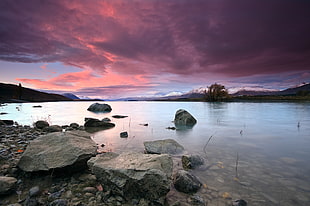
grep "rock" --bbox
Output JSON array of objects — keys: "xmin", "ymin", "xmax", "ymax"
[
  {"xmin": 174, "ymin": 109, "xmax": 197, "ymax": 127},
  {"xmin": 182, "ymin": 154, "xmax": 204, "ymax": 169},
  {"xmin": 102, "ymin": 117, "xmax": 111, "ymax": 122},
  {"xmin": 0, "ymin": 120, "xmax": 5, "ymax": 125},
  {"xmin": 0, "ymin": 176, "xmax": 17, "ymax": 194},
  {"xmin": 83, "ymin": 187, "xmax": 97, "ymax": 194},
  {"xmin": 166, "ymin": 126, "xmax": 176, "ymax": 130},
  {"xmin": 84, "ymin": 118, "xmax": 115, "ymax": 128},
  {"xmin": 1, "ymin": 120, "xmax": 14, "ymax": 125},
  {"xmin": 29, "ymin": 186, "xmax": 40, "ymax": 197},
  {"xmin": 87, "ymin": 103, "xmax": 112, "ymax": 112},
  {"xmin": 188, "ymin": 195, "xmax": 206, "ymax": 206},
  {"xmin": 112, "ymin": 115, "xmax": 128, "ymax": 118},
  {"xmin": 32, "ymin": 105, "xmax": 42, "ymax": 108},
  {"xmin": 17, "ymin": 131, "xmax": 97, "ymax": 172},
  {"xmin": 43, "ymin": 125, "xmax": 62, "ymax": 133},
  {"xmin": 144, "ymin": 139, "xmax": 184, "ymax": 154},
  {"xmin": 120, "ymin": 131, "xmax": 128, "ymax": 138},
  {"xmin": 34, "ymin": 120, "xmax": 49, "ymax": 129},
  {"xmin": 173, "ymin": 170, "xmax": 202, "ymax": 194},
  {"xmin": 232, "ymin": 199, "xmax": 247, "ymax": 206},
  {"xmin": 69, "ymin": 123, "xmax": 79, "ymax": 129},
  {"xmin": 23, "ymin": 197, "xmax": 38, "ymax": 206},
  {"xmin": 49, "ymin": 199, "xmax": 68, "ymax": 206},
  {"xmin": 88, "ymin": 152, "xmax": 173, "ymax": 205}
]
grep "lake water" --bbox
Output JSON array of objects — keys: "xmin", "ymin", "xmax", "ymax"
[{"xmin": 1, "ymin": 101, "xmax": 310, "ymax": 205}]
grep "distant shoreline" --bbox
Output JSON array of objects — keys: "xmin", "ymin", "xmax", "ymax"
[{"xmin": 2, "ymin": 96, "xmax": 310, "ymax": 104}]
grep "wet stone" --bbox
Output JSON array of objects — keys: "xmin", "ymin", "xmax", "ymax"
[{"xmin": 29, "ymin": 186, "xmax": 40, "ymax": 197}]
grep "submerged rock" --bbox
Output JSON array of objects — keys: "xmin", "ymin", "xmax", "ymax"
[
  {"xmin": 87, "ymin": 103, "xmax": 112, "ymax": 112},
  {"xmin": 182, "ymin": 154, "xmax": 204, "ymax": 169},
  {"xmin": 144, "ymin": 139, "xmax": 184, "ymax": 155},
  {"xmin": 173, "ymin": 170, "xmax": 202, "ymax": 194},
  {"xmin": 88, "ymin": 152, "xmax": 173, "ymax": 205},
  {"xmin": 17, "ymin": 131, "xmax": 97, "ymax": 172},
  {"xmin": 174, "ymin": 109, "xmax": 197, "ymax": 127}
]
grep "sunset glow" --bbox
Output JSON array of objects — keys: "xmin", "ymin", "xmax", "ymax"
[{"xmin": 1, "ymin": 0, "xmax": 310, "ymax": 99}]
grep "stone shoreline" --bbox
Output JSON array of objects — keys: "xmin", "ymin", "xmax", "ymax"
[{"xmin": 0, "ymin": 120, "xmax": 244, "ymax": 206}]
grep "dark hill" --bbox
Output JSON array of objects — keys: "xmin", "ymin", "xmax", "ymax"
[
  {"xmin": 0, "ymin": 83, "xmax": 72, "ymax": 103},
  {"xmin": 276, "ymin": 83, "xmax": 310, "ymax": 95},
  {"xmin": 62, "ymin": 93, "xmax": 80, "ymax": 100}
]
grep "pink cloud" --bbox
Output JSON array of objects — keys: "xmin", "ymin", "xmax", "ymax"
[{"xmin": 1, "ymin": 0, "xmax": 310, "ymax": 95}]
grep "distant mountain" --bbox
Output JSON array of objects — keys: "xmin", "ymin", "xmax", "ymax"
[
  {"xmin": 0, "ymin": 83, "xmax": 72, "ymax": 103},
  {"xmin": 230, "ymin": 83, "xmax": 310, "ymax": 96},
  {"xmin": 62, "ymin": 93, "xmax": 80, "ymax": 100},
  {"xmin": 276, "ymin": 83, "xmax": 310, "ymax": 95}
]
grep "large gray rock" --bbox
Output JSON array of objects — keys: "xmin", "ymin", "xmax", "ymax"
[
  {"xmin": 17, "ymin": 131, "xmax": 97, "ymax": 172},
  {"xmin": 174, "ymin": 109, "xmax": 197, "ymax": 126},
  {"xmin": 0, "ymin": 176, "xmax": 17, "ymax": 195},
  {"xmin": 144, "ymin": 139, "xmax": 184, "ymax": 154},
  {"xmin": 87, "ymin": 103, "xmax": 112, "ymax": 112},
  {"xmin": 88, "ymin": 152, "xmax": 173, "ymax": 205},
  {"xmin": 173, "ymin": 170, "xmax": 202, "ymax": 194}
]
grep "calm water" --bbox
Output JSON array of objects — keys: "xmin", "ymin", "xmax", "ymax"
[{"xmin": 1, "ymin": 101, "xmax": 310, "ymax": 205}]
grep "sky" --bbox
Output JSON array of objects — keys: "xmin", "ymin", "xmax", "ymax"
[{"xmin": 1, "ymin": 0, "xmax": 310, "ymax": 99}]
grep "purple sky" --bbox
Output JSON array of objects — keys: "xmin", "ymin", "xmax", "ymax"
[{"xmin": 1, "ymin": 0, "xmax": 310, "ymax": 99}]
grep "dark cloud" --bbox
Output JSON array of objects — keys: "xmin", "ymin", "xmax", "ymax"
[{"xmin": 1, "ymin": 0, "xmax": 310, "ymax": 84}]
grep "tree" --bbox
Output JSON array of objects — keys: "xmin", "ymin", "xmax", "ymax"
[
  {"xmin": 207, "ymin": 83, "xmax": 229, "ymax": 101},
  {"xmin": 18, "ymin": 83, "xmax": 23, "ymax": 100}
]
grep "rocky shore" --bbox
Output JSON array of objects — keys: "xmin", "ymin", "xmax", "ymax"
[{"xmin": 1, "ymin": 106, "xmax": 247, "ymax": 206}]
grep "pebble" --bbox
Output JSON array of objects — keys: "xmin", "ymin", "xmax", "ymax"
[
  {"xmin": 83, "ymin": 186, "xmax": 97, "ymax": 194},
  {"xmin": 29, "ymin": 186, "xmax": 40, "ymax": 197}
]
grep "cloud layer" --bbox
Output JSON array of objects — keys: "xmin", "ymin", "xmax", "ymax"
[{"xmin": 1, "ymin": 0, "xmax": 310, "ymax": 97}]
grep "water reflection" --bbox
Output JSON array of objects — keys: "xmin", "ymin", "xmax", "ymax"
[{"xmin": 1, "ymin": 101, "xmax": 310, "ymax": 205}]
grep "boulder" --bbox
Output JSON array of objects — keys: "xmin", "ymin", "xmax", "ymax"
[
  {"xmin": 34, "ymin": 120, "xmax": 49, "ymax": 129},
  {"xmin": 84, "ymin": 118, "xmax": 115, "ymax": 129},
  {"xmin": 173, "ymin": 170, "xmax": 202, "ymax": 194},
  {"xmin": 17, "ymin": 131, "xmax": 97, "ymax": 172},
  {"xmin": 144, "ymin": 139, "xmax": 184, "ymax": 154},
  {"xmin": 87, "ymin": 103, "xmax": 112, "ymax": 112},
  {"xmin": 174, "ymin": 109, "xmax": 197, "ymax": 127},
  {"xmin": 0, "ymin": 176, "xmax": 17, "ymax": 195},
  {"xmin": 88, "ymin": 152, "xmax": 173, "ymax": 205},
  {"xmin": 182, "ymin": 154, "xmax": 204, "ymax": 169}
]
